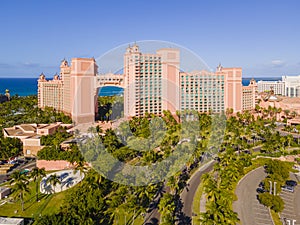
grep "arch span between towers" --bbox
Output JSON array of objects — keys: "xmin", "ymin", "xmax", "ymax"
[
  {"xmin": 94, "ymin": 73, "xmax": 125, "ymax": 122},
  {"xmin": 95, "ymin": 73, "xmax": 124, "ymax": 89}
]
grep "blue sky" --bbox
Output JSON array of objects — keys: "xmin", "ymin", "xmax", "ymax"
[{"xmin": 0, "ymin": 0, "xmax": 300, "ymax": 77}]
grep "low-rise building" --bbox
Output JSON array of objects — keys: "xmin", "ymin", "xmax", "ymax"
[
  {"xmin": 0, "ymin": 187, "xmax": 11, "ymax": 199},
  {"xmin": 0, "ymin": 217, "xmax": 24, "ymax": 225},
  {"xmin": 3, "ymin": 123, "xmax": 73, "ymax": 157}
]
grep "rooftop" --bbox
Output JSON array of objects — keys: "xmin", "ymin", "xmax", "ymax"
[
  {"xmin": 0, "ymin": 217, "xmax": 24, "ymax": 225},
  {"xmin": 3, "ymin": 123, "xmax": 72, "ymax": 139}
]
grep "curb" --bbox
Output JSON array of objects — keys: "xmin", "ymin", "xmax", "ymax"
[{"xmin": 236, "ymin": 166, "xmax": 263, "ymax": 187}]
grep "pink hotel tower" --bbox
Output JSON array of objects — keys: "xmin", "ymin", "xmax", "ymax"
[{"xmin": 38, "ymin": 44, "xmax": 256, "ymax": 124}]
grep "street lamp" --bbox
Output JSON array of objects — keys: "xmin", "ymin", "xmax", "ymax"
[
  {"xmin": 286, "ymin": 219, "xmax": 296, "ymax": 225},
  {"xmin": 269, "ymin": 181, "xmax": 277, "ymax": 195}
]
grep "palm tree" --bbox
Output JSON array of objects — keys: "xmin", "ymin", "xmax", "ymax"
[
  {"xmin": 12, "ymin": 180, "xmax": 30, "ymax": 211},
  {"xmin": 291, "ymin": 111, "xmax": 298, "ymax": 118},
  {"xmin": 9, "ymin": 170, "xmax": 30, "ymax": 211},
  {"xmin": 225, "ymin": 108, "xmax": 234, "ymax": 117},
  {"xmin": 74, "ymin": 160, "xmax": 87, "ymax": 180},
  {"xmin": 30, "ymin": 167, "xmax": 46, "ymax": 201},
  {"xmin": 167, "ymin": 175, "xmax": 180, "ymax": 195},
  {"xmin": 158, "ymin": 193, "xmax": 176, "ymax": 224},
  {"xmin": 284, "ymin": 109, "xmax": 291, "ymax": 118},
  {"xmin": 46, "ymin": 174, "xmax": 61, "ymax": 194},
  {"xmin": 9, "ymin": 170, "xmax": 27, "ymax": 185}
]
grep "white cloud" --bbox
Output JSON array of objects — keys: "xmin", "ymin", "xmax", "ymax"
[
  {"xmin": 271, "ymin": 59, "xmax": 285, "ymax": 67},
  {"xmin": 22, "ymin": 62, "xmax": 40, "ymax": 67}
]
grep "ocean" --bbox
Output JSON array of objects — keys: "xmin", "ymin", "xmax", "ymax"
[
  {"xmin": 0, "ymin": 78, "xmax": 124, "ymax": 97},
  {"xmin": 0, "ymin": 77, "xmax": 282, "ymax": 97}
]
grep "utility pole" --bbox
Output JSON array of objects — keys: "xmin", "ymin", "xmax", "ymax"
[
  {"xmin": 269, "ymin": 181, "xmax": 272, "ymax": 194},
  {"xmin": 274, "ymin": 182, "xmax": 277, "ymax": 195}
]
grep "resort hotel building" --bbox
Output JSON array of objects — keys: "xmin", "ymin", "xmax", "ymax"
[
  {"xmin": 282, "ymin": 75, "xmax": 300, "ymax": 97},
  {"xmin": 257, "ymin": 76, "xmax": 300, "ymax": 98},
  {"xmin": 38, "ymin": 44, "xmax": 257, "ymax": 124},
  {"xmin": 257, "ymin": 80, "xmax": 285, "ymax": 95}
]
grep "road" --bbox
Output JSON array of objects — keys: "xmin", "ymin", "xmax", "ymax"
[
  {"xmin": 276, "ymin": 127, "xmax": 300, "ymax": 139},
  {"xmin": 143, "ymin": 185, "xmax": 164, "ymax": 225},
  {"xmin": 180, "ymin": 160, "xmax": 215, "ymax": 218},
  {"xmin": 0, "ymin": 159, "xmax": 36, "ymax": 184},
  {"xmin": 143, "ymin": 160, "xmax": 215, "ymax": 225},
  {"xmin": 233, "ymin": 167, "xmax": 273, "ymax": 225}
]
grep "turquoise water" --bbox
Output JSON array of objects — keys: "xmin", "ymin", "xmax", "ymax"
[
  {"xmin": 0, "ymin": 77, "xmax": 281, "ymax": 97},
  {"xmin": 0, "ymin": 78, "xmax": 124, "ymax": 97}
]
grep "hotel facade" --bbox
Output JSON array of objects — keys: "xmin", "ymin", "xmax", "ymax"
[
  {"xmin": 282, "ymin": 75, "xmax": 300, "ymax": 97},
  {"xmin": 257, "ymin": 80, "xmax": 285, "ymax": 95},
  {"xmin": 38, "ymin": 44, "xmax": 255, "ymax": 124}
]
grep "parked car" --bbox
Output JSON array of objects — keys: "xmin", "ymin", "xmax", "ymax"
[
  {"xmin": 286, "ymin": 180, "xmax": 297, "ymax": 187},
  {"xmin": 281, "ymin": 185, "xmax": 294, "ymax": 193},
  {"xmin": 259, "ymin": 182, "xmax": 265, "ymax": 188},
  {"xmin": 256, "ymin": 187, "xmax": 266, "ymax": 193}
]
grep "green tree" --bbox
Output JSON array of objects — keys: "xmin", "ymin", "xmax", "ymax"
[
  {"xmin": 158, "ymin": 193, "xmax": 176, "ymax": 224},
  {"xmin": 30, "ymin": 167, "xmax": 46, "ymax": 201},
  {"xmin": 12, "ymin": 180, "xmax": 30, "ymax": 211},
  {"xmin": 46, "ymin": 174, "xmax": 61, "ymax": 194},
  {"xmin": 9, "ymin": 170, "xmax": 30, "ymax": 211},
  {"xmin": 258, "ymin": 192, "xmax": 284, "ymax": 213}
]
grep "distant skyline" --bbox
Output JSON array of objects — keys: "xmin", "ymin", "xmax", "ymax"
[{"xmin": 1, "ymin": 0, "xmax": 300, "ymax": 78}]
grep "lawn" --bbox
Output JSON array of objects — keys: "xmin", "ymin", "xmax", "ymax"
[
  {"xmin": 270, "ymin": 209, "xmax": 282, "ymax": 225},
  {"xmin": 192, "ymin": 179, "xmax": 204, "ymax": 225},
  {"xmin": 0, "ymin": 178, "xmax": 65, "ymax": 219},
  {"xmin": 113, "ymin": 208, "xmax": 144, "ymax": 225}
]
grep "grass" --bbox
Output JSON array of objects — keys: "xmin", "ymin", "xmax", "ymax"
[
  {"xmin": 0, "ymin": 178, "xmax": 65, "ymax": 219},
  {"xmin": 270, "ymin": 209, "xmax": 282, "ymax": 225},
  {"xmin": 114, "ymin": 208, "xmax": 144, "ymax": 225},
  {"xmin": 244, "ymin": 157, "xmax": 272, "ymax": 174},
  {"xmin": 192, "ymin": 180, "xmax": 204, "ymax": 225}
]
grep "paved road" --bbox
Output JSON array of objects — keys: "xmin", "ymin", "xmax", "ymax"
[
  {"xmin": 233, "ymin": 167, "xmax": 273, "ymax": 225},
  {"xmin": 0, "ymin": 160, "xmax": 36, "ymax": 184},
  {"xmin": 180, "ymin": 160, "xmax": 215, "ymax": 218},
  {"xmin": 276, "ymin": 128, "xmax": 300, "ymax": 139},
  {"xmin": 143, "ymin": 184, "xmax": 165, "ymax": 225},
  {"xmin": 143, "ymin": 160, "xmax": 215, "ymax": 225}
]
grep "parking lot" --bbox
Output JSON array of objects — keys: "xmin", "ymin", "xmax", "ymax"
[
  {"xmin": 40, "ymin": 169, "xmax": 84, "ymax": 194},
  {"xmin": 280, "ymin": 176, "xmax": 300, "ymax": 225},
  {"xmin": 251, "ymin": 197, "xmax": 274, "ymax": 225}
]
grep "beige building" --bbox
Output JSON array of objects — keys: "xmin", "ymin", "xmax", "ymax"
[
  {"xmin": 242, "ymin": 78, "xmax": 258, "ymax": 111},
  {"xmin": 3, "ymin": 123, "xmax": 73, "ymax": 157},
  {"xmin": 179, "ymin": 70, "xmax": 225, "ymax": 113},
  {"xmin": 38, "ymin": 74, "xmax": 63, "ymax": 110},
  {"xmin": 38, "ymin": 58, "xmax": 98, "ymax": 124},
  {"xmin": 38, "ymin": 45, "xmax": 250, "ymax": 122},
  {"xmin": 124, "ymin": 45, "xmax": 180, "ymax": 117},
  {"xmin": 124, "ymin": 46, "xmax": 244, "ymax": 115}
]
